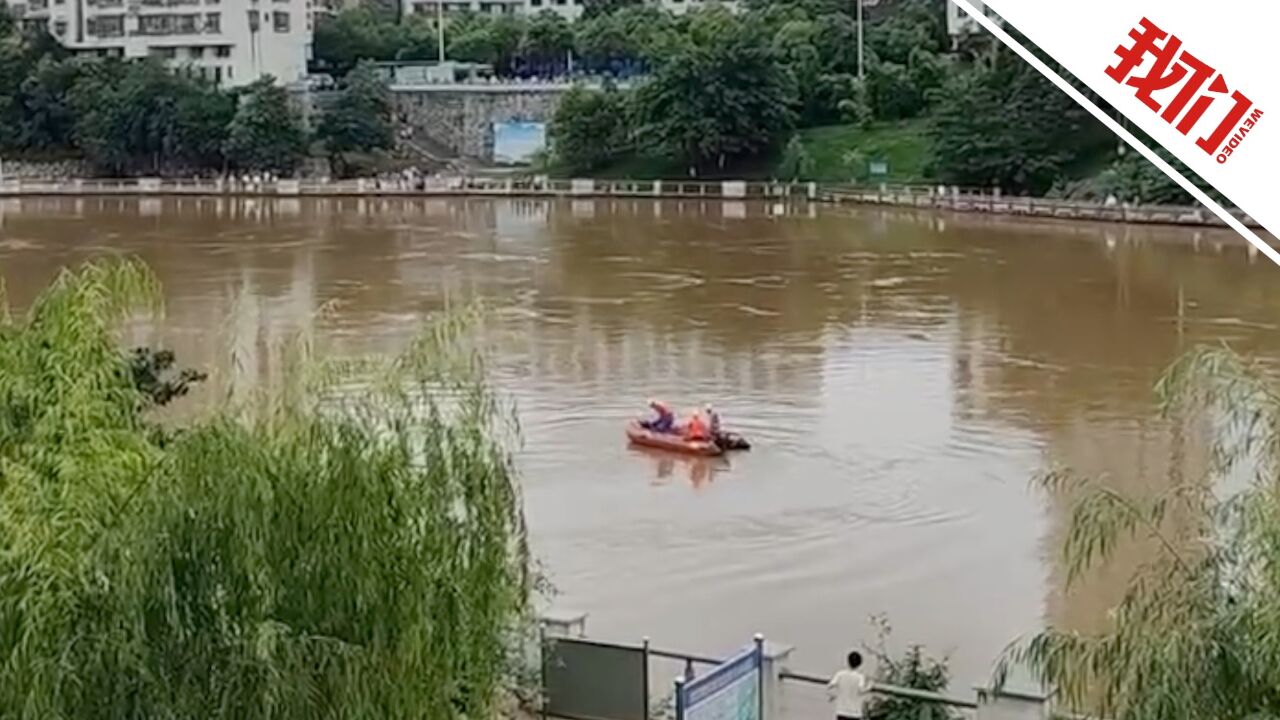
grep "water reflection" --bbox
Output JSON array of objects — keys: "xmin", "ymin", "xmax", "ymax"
[{"xmin": 0, "ymin": 197, "xmax": 1272, "ymax": 684}]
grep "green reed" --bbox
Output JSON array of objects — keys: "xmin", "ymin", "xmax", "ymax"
[{"xmin": 0, "ymin": 259, "xmax": 531, "ymax": 719}]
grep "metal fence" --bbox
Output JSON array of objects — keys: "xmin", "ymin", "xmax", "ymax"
[
  {"xmin": 0, "ymin": 175, "xmax": 1260, "ymax": 229},
  {"xmin": 823, "ymin": 183, "xmax": 1262, "ymax": 229},
  {"xmin": 540, "ymin": 635, "xmax": 984, "ymax": 720},
  {"xmin": 778, "ymin": 669, "xmax": 977, "ymax": 720},
  {"xmin": 0, "ymin": 176, "xmax": 814, "ymax": 199},
  {"xmin": 543, "ymin": 636, "xmax": 650, "ymax": 720}
]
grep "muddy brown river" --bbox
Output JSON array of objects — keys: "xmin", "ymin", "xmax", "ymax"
[{"xmin": 0, "ymin": 196, "xmax": 1274, "ymax": 690}]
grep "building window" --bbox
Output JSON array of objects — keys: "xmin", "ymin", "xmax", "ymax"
[
  {"xmin": 176, "ymin": 13, "xmax": 197, "ymax": 32},
  {"xmin": 87, "ymin": 15, "xmax": 126, "ymax": 35},
  {"xmin": 53, "ymin": 18, "xmax": 66, "ymax": 33},
  {"xmin": 272, "ymin": 9, "xmax": 288, "ymax": 31},
  {"xmin": 530, "ymin": 0, "xmax": 541, "ymax": 6},
  {"xmin": 188, "ymin": 44, "xmax": 204, "ymax": 58},
  {"xmin": 137, "ymin": 14, "xmax": 163, "ymax": 33},
  {"xmin": 204, "ymin": 11, "xmax": 219, "ymax": 31},
  {"xmin": 150, "ymin": 46, "xmax": 176, "ymax": 58},
  {"xmin": 215, "ymin": 44, "xmax": 230, "ymax": 56}
]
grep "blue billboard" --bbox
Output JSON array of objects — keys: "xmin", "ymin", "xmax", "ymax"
[
  {"xmin": 676, "ymin": 641, "xmax": 763, "ymax": 720},
  {"xmin": 493, "ymin": 121, "xmax": 547, "ymax": 165}
]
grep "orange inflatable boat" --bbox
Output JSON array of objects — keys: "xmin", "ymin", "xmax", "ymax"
[{"xmin": 626, "ymin": 421, "xmax": 724, "ymax": 457}]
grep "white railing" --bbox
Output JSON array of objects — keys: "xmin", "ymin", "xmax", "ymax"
[{"xmin": 0, "ymin": 176, "xmax": 1259, "ymax": 229}]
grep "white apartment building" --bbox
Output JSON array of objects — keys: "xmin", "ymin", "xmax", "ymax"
[
  {"xmin": 403, "ymin": 0, "xmax": 737, "ymax": 24},
  {"xmin": 8, "ymin": 0, "xmax": 312, "ymax": 87}
]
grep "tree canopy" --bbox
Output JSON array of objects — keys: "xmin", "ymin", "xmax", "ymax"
[
  {"xmin": 225, "ymin": 76, "xmax": 308, "ymax": 175},
  {"xmin": 633, "ymin": 11, "xmax": 795, "ymax": 171},
  {"xmin": 316, "ymin": 60, "xmax": 394, "ymax": 172}
]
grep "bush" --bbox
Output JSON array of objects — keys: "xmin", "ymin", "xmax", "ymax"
[
  {"xmin": 0, "ymin": 258, "xmax": 534, "ymax": 718},
  {"xmin": 864, "ymin": 616, "xmax": 957, "ymax": 720}
]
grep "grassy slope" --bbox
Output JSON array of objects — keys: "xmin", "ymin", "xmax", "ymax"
[
  {"xmin": 550, "ymin": 119, "xmax": 935, "ymax": 183},
  {"xmin": 793, "ymin": 119, "xmax": 933, "ymax": 184}
]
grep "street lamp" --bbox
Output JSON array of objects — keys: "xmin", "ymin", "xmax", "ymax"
[
  {"xmin": 856, "ymin": 0, "xmax": 864, "ymax": 80},
  {"xmin": 436, "ymin": 0, "xmax": 445, "ymax": 63}
]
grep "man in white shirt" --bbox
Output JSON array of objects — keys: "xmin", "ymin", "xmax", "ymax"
[{"xmin": 827, "ymin": 650, "xmax": 871, "ymax": 720}]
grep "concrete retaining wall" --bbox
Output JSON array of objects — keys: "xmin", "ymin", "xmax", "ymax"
[{"xmin": 393, "ymin": 88, "xmax": 565, "ymax": 161}]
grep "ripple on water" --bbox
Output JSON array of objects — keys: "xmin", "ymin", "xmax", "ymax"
[
  {"xmin": 617, "ymin": 271, "xmax": 706, "ymax": 291},
  {"xmin": 732, "ymin": 304, "xmax": 781, "ymax": 318},
  {"xmin": 0, "ymin": 238, "xmax": 43, "ymax": 251},
  {"xmin": 721, "ymin": 275, "xmax": 788, "ymax": 289}
]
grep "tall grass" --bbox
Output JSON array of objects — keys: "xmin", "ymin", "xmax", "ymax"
[{"xmin": 0, "ymin": 259, "xmax": 531, "ymax": 719}]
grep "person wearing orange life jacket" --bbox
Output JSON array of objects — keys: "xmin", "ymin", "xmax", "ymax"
[
  {"xmin": 683, "ymin": 408, "xmax": 711, "ymax": 442},
  {"xmin": 641, "ymin": 398, "xmax": 677, "ymax": 433}
]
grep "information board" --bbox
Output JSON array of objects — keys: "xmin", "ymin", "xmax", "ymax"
[
  {"xmin": 677, "ymin": 644, "xmax": 762, "ymax": 720},
  {"xmin": 493, "ymin": 121, "xmax": 547, "ymax": 165}
]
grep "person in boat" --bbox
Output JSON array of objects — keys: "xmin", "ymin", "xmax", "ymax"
[
  {"xmin": 683, "ymin": 408, "xmax": 711, "ymax": 442},
  {"xmin": 641, "ymin": 399, "xmax": 677, "ymax": 433},
  {"xmin": 704, "ymin": 404, "xmax": 721, "ymax": 437}
]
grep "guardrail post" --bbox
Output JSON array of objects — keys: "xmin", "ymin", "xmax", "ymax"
[
  {"xmin": 674, "ymin": 676, "xmax": 686, "ymax": 720},
  {"xmin": 538, "ymin": 608, "xmax": 588, "ymax": 639},
  {"xmin": 759, "ymin": 639, "xmax": 793, "ymax": 720}
]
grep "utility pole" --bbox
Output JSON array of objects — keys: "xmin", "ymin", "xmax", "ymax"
[
  {"xmin": 856, "ymin": 0, "xmax": 864, "ymax": 80},
  {"xmin": 436, "ymin": 0, "xmax": 445, "ymax": 64}
]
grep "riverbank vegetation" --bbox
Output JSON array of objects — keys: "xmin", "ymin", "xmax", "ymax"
[
  {"xmin": 535, "ymin": 0, "xmax": 1206, "ymax": 203},
  {"xmin": 1, "ymin": 0, "xmax": 1215, "ymax": 201},
  {"xmin": 0, "ymin": 259, "xmax": 533, "ymax": 717},
  {"xmin": 998, "ymin": 346, "xmax": 1280, "ymax": 720},
  {"xmin": 0, "ymin": 5, "xmax": 394, "ymax": 176}
]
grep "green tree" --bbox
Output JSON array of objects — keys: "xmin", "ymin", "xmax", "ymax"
[
  {"xmin": 574, "ymin": 5, "xmax": 672, "ymax": 75},
  {"xmin": 0, "ymin": 0, "xmax": 14, "ymax": 36},
  {"xmin": 69, "ymin": 59, "xmax": 231, "ymax": 174},
  {"xmin": 225, "ymin": 76, "xmax": 306, "ymax": 175},
  {"xmin": 0, "ymin": 258, "xmax": 533, "ymax": 718},
  {"xmin": 634, "ymin": 13, "xmax": 795, "ymax": 172},
  {"xmin": 522, "ymin": 10, "xmax": 573, "ymax": 73},
  {"xmin": 446, "ymin": 13, "xmax": 499, "ymax": 65},
  {"xmin": 865, "ymin": 0, "xmax": 946, "ymax": 66},
  {"xmin": 174, "ymin": 80, "xmax": 234, "ymax": 169},
  {"xmin": 396, "ymin": 15, "xmax": 441, "ymax": 62},
  {"xmin": 311, "ymin": 8, "xmax": 405, "ymax": 76},
  {"xmin": 866, "ymin": 60, "xmax": 923, "ymax": 121},
  {"xmin": 927, "ymin": 47, "xmax": 1110, "ymax": 193},
  {"xmin": 996, "ymin": 346, "xmax": 1280, "ymax": 720},
  {"xmin": 550, "ymin": 84, "xmax": 628, "ymax": 173},
  {"xmin": 16, "ymin": 55, "xmax": 84, "ymax": 152},
  {"xmin": 317, "ymin": 60, "xmax": 393, "ymax": 164},
  {"xmin": 580, "ymin": 0, "xmax": 642, "ymax": 20}
]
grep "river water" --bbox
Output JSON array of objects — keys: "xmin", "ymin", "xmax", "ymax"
[{"xmin": 0, "ymin": 196, "xmax": 1274, "ymax": 690}]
